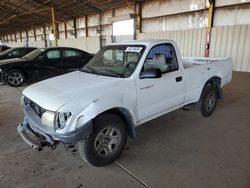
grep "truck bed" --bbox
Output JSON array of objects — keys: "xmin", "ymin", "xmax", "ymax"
[
  {"xmin": 182, "ymin": 57, "xmax": 230, "ymax": 69},
  {"xmin": 182, "ymin": 57, "xmax": 233, "ymax": 105}
]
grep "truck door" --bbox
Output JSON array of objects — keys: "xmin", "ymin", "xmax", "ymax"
[{"xmin": 136, "ymin": 43, "xmax": 185, "ymax": 122}]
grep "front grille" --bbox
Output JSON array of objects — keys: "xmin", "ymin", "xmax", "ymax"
[{"xmin": 24, "ymin": 97, "xmax": 46, "ymax": 118}]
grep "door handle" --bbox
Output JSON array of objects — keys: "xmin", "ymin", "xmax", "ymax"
[{"xmin": 175, "ymin": 76, "xmax": 182, "ymax": 82}]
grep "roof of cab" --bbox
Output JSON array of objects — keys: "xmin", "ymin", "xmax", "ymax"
[{"xmin": 110, "ymin": 39, "xmax": 175, "ymax": 47}]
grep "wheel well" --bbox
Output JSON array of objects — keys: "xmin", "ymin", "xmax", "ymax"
[
  {"xmin": 204, "ymin": 76, "xmax": 223, "ymax": 99},
  {"xmin": 98, "ymin": 108, "xmax": 136, "ymax": 139}
]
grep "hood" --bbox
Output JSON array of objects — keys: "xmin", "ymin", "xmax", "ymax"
[
  {"xmin": 0, "ymin": 58, "xmax": 27, "ymax": 66},
  {"xmin": 23, "ymin": 71, "xmax": 123, "ymax": 111}
]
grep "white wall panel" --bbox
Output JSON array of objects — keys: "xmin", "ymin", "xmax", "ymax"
[
  {"xmin": 209, "ymin": 25, "xmax": 250, "ymax": 72},
  {"xmin": 142, "ymin": 0, "xmax": 206, "ymax": 18},
  {"xmin": 77, "ymin": 29, "xmax": 86, "ymax": 37},
  {"xmin": 36, "ymin": 28, "xmax": 43, "ymax": 35},
  {"xmin": 58, "ymin": 22, "xmax": 65, "ymax": 31},
  {"xmin": 214, "ymin": 4, "xmax": 250, "ymax": 26},
  {"xmin": 77, "ymin": 17, "xmax": 85, "ymax": 28},
  {"xmin": 86, "ymin": 37, "xmax": 101, "ymax": 53},
  {"xmin": 101, "ymin": 10, "xmax": 112, "ymax": 25},
  {"xmin": 6, "ymin": 40, "xmax": 45, "ymax": 48},
  {"xmin": 142, "ymin": 11, "xmax": 207, "ymax": 32},
  {"xmin": 115, "ymin": 6, "xmax": 133, "ymax": 16},
  {"xmin": 6, "ymin": 42, "xmax": 25, "ymax": 47},
  {"xmin": 139, "ymin": 25, "xmax": 250, "ymax": 72},
  {"xmin": 102, "ymin": 25, "xmax": 112, "ymax": 36},
  {"xmin": 138, "ymin": 28, "xmax": 206, "ymax": 57},
  {"xmin": 58, "ymin": 37, "xmax": 100, "ymax": 53},
  {"xmin": 113, "ymin": 35, "xmax": 134, "ymax": 43},
  {"xmin": 28, "ymin": 41, "xmax": 45, "ymax": 48},
  {"xmin": 88, "ymin": 27, "xmax": 98, "ymax": 37},
  {"xmin": 59, "ymin": 32, "xmax": 65, "ymax": 39},
  {"xmin": 66, "ymin": 20, "xmax": 74, "ymax": 30},
  {"xmin": 88, "ymin": 14, "xmax": 99, "ymax": 27},
  {"xmin": 58, "ymin": 38, "xmax": 86, "ymax": 51},
  {"xmin": 216, "ymin": 0, "xmax": 250, "ymax": 7}
]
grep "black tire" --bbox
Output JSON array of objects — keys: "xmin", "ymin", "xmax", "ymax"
[
  {"xmin": 78, "ymin": 113, "xmax": 127, "ymax": 167},
  {"xmin": 6, "ymin": 69, "xmax": 26, "ymax": 87},
  {"xmin": 197, "ymin": 86, "xmax": 218, "ymax": 117}
]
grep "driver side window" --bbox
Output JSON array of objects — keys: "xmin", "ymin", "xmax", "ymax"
[{"xmin": 143, "ymin": 44, "xmax": 178, "ymax": 73}]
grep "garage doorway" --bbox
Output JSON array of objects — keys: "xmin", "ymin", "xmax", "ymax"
[{"xmin": 112, "ymin": 19, "xmax": 135, "ymax": 43}]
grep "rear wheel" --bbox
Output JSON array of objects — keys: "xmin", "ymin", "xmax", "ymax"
[
  {"xmin": 6, "ymin": 69, "xmax": 26, "ymax": 87},
  {"xmin": 78, "ymin": 113, "xmax": 127, "ymax": 167},
  {"xmin": 197, "ymin": 86, "xmax": 218, "ymax": 117}
]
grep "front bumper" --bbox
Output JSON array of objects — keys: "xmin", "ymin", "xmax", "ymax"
[{"xmin": 17, "ymin": 105, "xmax": 93, "ymax": 150}]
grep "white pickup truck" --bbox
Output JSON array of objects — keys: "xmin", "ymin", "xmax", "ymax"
[{"xmin": 17, "ymin": 40, "xmax": 232, "ymax": 166}]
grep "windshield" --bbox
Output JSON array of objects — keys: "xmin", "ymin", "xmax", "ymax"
[
  {"xmin": 81, "ymin": 45, "xmax": 144, "ymax": 78},
  {"xmin": 23, "ymin": 48, "xmax": 45, "ymax": 60}
]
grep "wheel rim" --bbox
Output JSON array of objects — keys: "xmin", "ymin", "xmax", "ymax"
[
  {"xmin": 7, "ymin": 72, "xmax": 24, "ymax": 86},
  {"xmin": 94, "ymin": 126, "xmax": 121, "ymax": 157},
  {"xmin": 205, "ymin": 92, "xmax": 216, "ymax": 112}
]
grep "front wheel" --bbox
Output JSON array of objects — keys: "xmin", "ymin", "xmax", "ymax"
[
  {"xmin": 78, "ymin": 113, "xmax": 127, "ymax": 167},
  {"xmin": 197, "ymin": 86, "xmax": 218, "ymax": 117},
  {"xmin": 6, "ymin": 69, "xmax": 26, "ymax": 87}
]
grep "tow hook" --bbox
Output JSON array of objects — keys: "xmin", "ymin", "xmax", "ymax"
[{"xmin": 40, "ymin": 141, "xmax": 58, "ymax": 150}]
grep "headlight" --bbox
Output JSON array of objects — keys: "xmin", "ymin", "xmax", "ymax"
[
  {"xmin": 57, "ymin": 112, "xmax": 72, "ymax": 129},
  {"xmin": 0, "ymin": 68, "xmax": 2, "ymax": 72},
  {"xmin": 41, "ymin": 111, "xmax": 56, "ymax": 128},
  {"xmin": 21, "ymin": 95, "xmax": 28, "ymax": 106},
  {"xmin": 21, "ymin": 95, "xmax": 25, "ymax": 106}
]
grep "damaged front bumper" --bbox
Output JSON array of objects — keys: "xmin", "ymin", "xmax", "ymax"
[{"xmin": 17, "ymin": 106, "xmax": 93, "ymax": 151}]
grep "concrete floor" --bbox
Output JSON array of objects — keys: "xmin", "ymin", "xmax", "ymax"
[{"xmin": 0, "ymin": 72, "xmax": 250, "ymax": 188}]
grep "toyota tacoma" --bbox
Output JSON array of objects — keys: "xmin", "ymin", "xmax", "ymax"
[{"xmin": 17, "ymin": 40, "xmax": 233, "ymax": 166}]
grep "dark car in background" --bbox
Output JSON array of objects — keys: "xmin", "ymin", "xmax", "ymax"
[
  {"xmin": 0, "ymin": 47, "xmax": 93, "ymax": 87},
  {"xmin": 0, "ymin": 45, "xmax": 11, "ymax": 53},
  {"xmin": 0, "ymin": 47, "xmax": 37, "ymax": 60}
]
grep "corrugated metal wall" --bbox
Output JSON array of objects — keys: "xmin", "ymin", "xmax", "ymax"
[
  {"xmin": 210, "ymin": 25, "xmax": 250, "ymax": 72},
  {"xmin": 137, "ymin": 28, "xmax": 206, "ymax": 57},
  {"xmin": 137, "ymin": 24, "xmax": 250, "ymax": 72}
]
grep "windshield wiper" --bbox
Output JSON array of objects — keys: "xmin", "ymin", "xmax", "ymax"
[
  {"xmin": 81, "ymin": 66, "xmax": 96, "ymax": 73},
  {"xmin": 101, "ymin": 69, "xmax": 123, "ymax": 78}
]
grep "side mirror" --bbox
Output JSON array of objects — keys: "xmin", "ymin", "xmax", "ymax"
[
  {"xmin": 140, "ymin": 68, "xmax": 162, "ymax": 79},
  {"xmin": 37, "ymin": 55, "xmax": 45, "ymax": 61}
]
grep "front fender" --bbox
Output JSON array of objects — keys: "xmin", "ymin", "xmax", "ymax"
[{"xmin": 56, "ymin": 93, "xmax": 137, "ymax": 134}]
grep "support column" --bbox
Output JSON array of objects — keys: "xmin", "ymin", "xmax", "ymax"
[
  {"xmin": 64, "ymin": 22, "xmax": 67, "ymax": 39},
  {"xmin": 85, "ymin": 16, "xmax": 88, "ymax": 37},
  {"xmin": 205, "ymin": 0, "xmax": 215, "ymax": 57},
  {"xmin": 43, "ymin": 26, "xmax": 47, "ymax": 47},
  {"xmin": 99, "ymin": 12, "xmax": 102, "ymax": 48},
  {"xmin": 51, "ymin": 7, "xmax": 58, "ymax": 47},
  {"xmin": 14, "ymin": 33, "xmax": 17, "ymax": 42},
  {"xmin": 26, "ymin": 30, "xmax": 29, "ymax": 46},
  {"xmin": 73, "ymin": 19, "xmax": 77, "ymax": 38},
  {"xmin": 20, "ymin": 32, "xmax": 22, "ymax": 42},
  {"xmin": 34, "ymin": 28, "xmax": 37, "ymax": 41}
]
